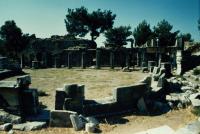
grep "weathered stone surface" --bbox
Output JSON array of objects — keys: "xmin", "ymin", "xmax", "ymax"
[
  {"xmin": 85, "ymin": 122, "xmax": 95, "ymax": 133},
  {"xmin": 13, "ymin": 121, "xmax": 46, "ymax": 131},
  {"xmin": 166, "ymin": 93, "xmax": 191, "ymax": 108},
  {"xmin": 139, "ymin": 75, "xmax": 152, "ymax": 87},
  {"xmin": 55, "ymin": 88, "xmax": 66, "ymax": 110},
  {"xmin": 85, "ymin": 117, "xmax": 99, "ymax": 126},
  {"xmin": 135, "ymin": 125, "xmax": 175, "ymax": 134},
  {"xmin": 50, "ymin": 110, "xmax": 77, "ymax": 127},
  {"xmin": 137, "ymin": 97, "xmax": 148, "ymax": 114},
  {"xmin": 70, "ymin": 114, "xmax": 84, "ymax": 131},
  {"xmin": 113, "ymin": 83, "xmax": 148, "ymax": 105},
  {"xmin": 16, "ymin": 75, "xmax": 31, "ymax": 87},
  {"xmin": 0, "ymin": 110, "xmax": 21, "ymax": 124},
  {"xmin": 0, "ymin": 123, "xmax": 12, "ymax": 131},
  {"xmin": 189, "ymin": 93, "xmax": 200, "ymax": 107},
  {"xmin": 157, "ymin": 73, "xmax": 166, "ymax": 87},
  {"xmin": 176, "ymin": 121, "xmax": 200, "ymax": 134}
]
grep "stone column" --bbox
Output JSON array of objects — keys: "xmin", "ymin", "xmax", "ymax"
[
  {"xmin": 136, "ymin": 52, "xmax": 141, "ymax": 67},
  {"xmin": 96, "ymin": 49, "xmax": 101, "ymax": 69},
  {"xmin": 126, "ymin": 52, "xmax": 130, "ymax": 69},
  {"xmin": 148, "ymin": 61, "xmax": 156, "ymax": 72},
  {"xmin": 68, "ymin": 52, "xmax": 72, "ymax": 69},
  {"xmin": 110, "ymin": 51, "xmax": 114, "ymax": 69},
  {"xmin": 81, "ymin": 52, "xmax": 86, "ymax": 69},
  {"xmin": 176, "ymin": 50, "xmax": 182, "ymax": 75}
]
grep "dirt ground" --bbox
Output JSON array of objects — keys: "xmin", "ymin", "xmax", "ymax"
[{"xmin": 3, "ymin": 68, "xmax": 198, "ymax": 134}]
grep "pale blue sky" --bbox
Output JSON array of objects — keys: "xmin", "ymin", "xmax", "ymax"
[{"xmin": 0, "ymin": 0, "xmax": 199, "ymax": 46}]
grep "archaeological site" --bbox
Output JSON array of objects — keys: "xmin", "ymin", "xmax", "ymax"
[{"xmin": 0, "ymin": 1, "xmax": 200, "ymax": 134}]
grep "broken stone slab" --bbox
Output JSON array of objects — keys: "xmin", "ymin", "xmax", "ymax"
[
  {"xmin": 113, "ymin": 83, "xmax": 148, "ymax": 105},
  {"xmin": 85, "ymin": 117, "xmax": 99, "ymax": 126},
  {"xmin": 157, "ymin": 73, "xmax": 166, "ymax": 87},
  {"xmin": 85, "ymin": 122, "xmax": 96, "ymax": 133},
  {"xmin": 0, "ymin": 110, "xmax": 21, "ymax": 124},
  {"xmin": 166, "ymin": 93, "xmax": 191, "ymax": 108},
  {"xmin": 13, "ymin": 121, "xmax": 46, "ymax": 131},
  {"xmin": 189, "ymin": 93, "xmax": 200, "ymax": 107},
  {"xmin": 70, "ymin": 114, "xmax": 84, "ymax": 131},
  {"xmin": 50, "ymin": 110, "xmax": 77, "ymax": 127},
  {"xmin": 55, "ymin": 88, "xmax": 66, "ymax": 110},
  {"xmin": 0, "ymin": 123, "xmax": 12, "ymax": 131},
  {"xmin": 152, "ymin": 67, "xmax": 160, "ymax": 74},
  {"xmin": 135, "ymin": 125, "xmax": 175, "ymax": 134},
  {"xmin": 137, "ymin": 97, "xmax": 148, "ymax": 114},
  {"xmin": 139, "ymin": 75, "xmax": 152, "ymax": 88},
  {"xmin": 181, "ymin": 86, "xmax": 193, "ymax": 92},
  {"xmin": 16, "ymin": 75, "xmax": 31, "ymax": 87},
  {"xmin": 176, "ymin": 121, "xmax": 200, "ymax": 134}
]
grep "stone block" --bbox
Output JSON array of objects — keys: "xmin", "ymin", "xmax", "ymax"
[
  {"xmin": 137, "ymin": 97, "xmax": 148, "ymax": 114},
  {"xmin": 0, "ymin": 123, "xmax": 12, "ymax": 131},
  {"xmin": 63, "ymin": 98, "xmax": 83, "ymax": 113},
  {"xmin": 63, "ymin": 84, "xmax": 78, "ymax": 98},
  {"xmin": 152, "ymin": 67, "xmax": 160, "ymax": 74},
  {"xmin": 21, "ymin": 88, "xmax": 39, "ymax": 115},
  {"xmin": 55, "ymin": 88, "xmax": 66, "ymax": 110},
  {"xmin": 13, "ymin": 121, "xmax": 46, "ymax": 131},
  {"xmin": 113, "ymin": 83, "xmax": 148, "ymax": 105},
  {"xmin": 70, "ymin": 114, "xmax": 84, "ymax": 131},
  {"xmin": 16, "ymin": 75, "xmax": 31, "ymax": 87},
  {"xmin": 157, "ymin": 73, "xmax": 166, "ymax": 87},
  {"xmin": 0, "ymin": 110, "xmax": 22, "ymax": 124},
  {"xmin": 50, "ymin": 110, "xmax": 77, "ymax": 127},
  {"xmin": 139, "ymin": 75, "xmax": 152, "ymax": 87},
  {"xmin": 85, "ymin": 123, "xmax": 96, "ymax": 133}
]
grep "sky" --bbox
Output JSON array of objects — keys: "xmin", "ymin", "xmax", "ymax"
[{"xmin": 0, "ymin": 0, "xmax": 199, "ymax": 47}]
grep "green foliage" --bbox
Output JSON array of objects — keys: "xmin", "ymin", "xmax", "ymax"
[
  {"xmin": 0, "ymin": 20, "xmax": 23, "ymax": 57},
  {"xmin": 191, "ymin": 106, "xmax": 200, "ymax": 116},
  {"xmin": 179, "ymin": 33, "xmax": 193, "ymax": 42},
  {"xmin": 65, "ymin": 7, "xmax": 89, "ymax": 37},
  {"xmin": 193, "ymin": 68, "xmax": 200, "ymax": 75},
  {"xmin": 104, "ymin": 26, "xmax": 132, "ymax": 48},
  {"xmin": 65, "ymin": 6, "xmax": 116, "ymax": 41},
  {"xmin": 0, "ymin": 20, "xmax": 34, "ymax": 58},
  {"xmin": 153, "ymin": 19, "xmax": 179, "ymax": 46},
  {"xmin": 133, "ymin": 20, "xmax": 152, "ymax": 46}
]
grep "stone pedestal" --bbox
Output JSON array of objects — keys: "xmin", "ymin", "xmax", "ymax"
[
  {"xmin": 81, "ymin": 52, "xmax": 86, "ymax": 69},
  {"xmin": 96, "ymin": 49, "xmax": 101, "ymax": 69},
  {"xmin": 148, "ymin": 61, "xmax": 156, "ymax": 72},
  {"xmin": 32, "ymin": 61, "xmax": 39, "ymax": 69}
]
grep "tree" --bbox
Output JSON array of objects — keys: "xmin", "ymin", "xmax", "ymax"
[
  {"xmin": 133, "ymin": 20, "xmax": 152, "ymax": 46},
  {"xmin": 153, "ymin": 19, "xmax": 179, "ymax": 46},
  {"xmin": 104, "ymin": 26, "xmax": 132, "ymax": 48},
  {"xmin": 87, "ymin": 9, "xmax": 116, "ymax": 41},
  {"xmin": 0, "ymin": 20, "xmax": 23, "ymax": 57},
  {"xmin": 179, "ymin": 33, "xmax": 193, "ymax": 42},
  {"xmin": 65, "ymin": 7, "xmax": 89, "ymax": 37},
  {"xmin": 65, "ymin": 7, "xmax": 116, "ymax": 41}
]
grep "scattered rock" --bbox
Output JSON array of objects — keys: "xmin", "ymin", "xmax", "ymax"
[
  {"xmin": 13, "ymin": 121, "xmax": 46, "ymax": 131},
  {"xmin": 0, "ymin": 123, "xmax": 12, "ymax": 131},
  {"xmin": 0, "ymin": 110, "xmax": 21, "ymax": 124},
  {"xmin": 70, "ymin": 114, "xmax": 84, "ymax": 131},
  {"xmin": 85, "ymin": 123, "xmax": 96, "ymax": 133}
]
